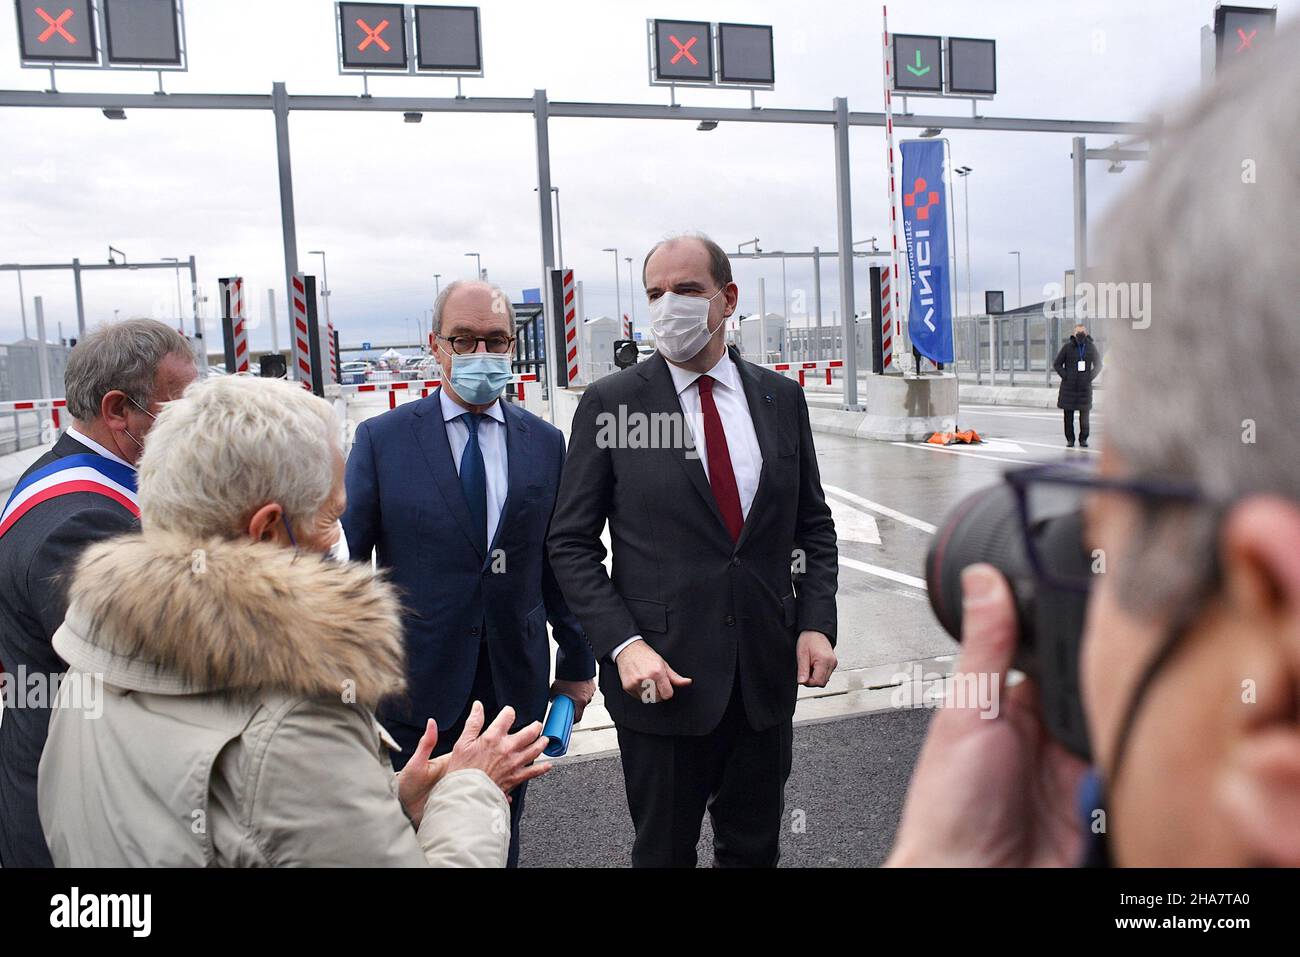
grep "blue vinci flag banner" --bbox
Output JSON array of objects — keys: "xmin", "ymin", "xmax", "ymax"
[{"xmin": 900, "ymin": 140, "xmax": 955, "ymax": 364}]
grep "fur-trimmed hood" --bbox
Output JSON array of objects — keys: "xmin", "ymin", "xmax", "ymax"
[{"xmin": 55, "ymin": 531, "xmax": 406, "ymax": 709}]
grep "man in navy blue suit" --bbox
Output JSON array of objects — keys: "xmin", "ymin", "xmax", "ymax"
[{"xmin": 343, "ymin": 279, "xmax": 596, "ymax": 867}]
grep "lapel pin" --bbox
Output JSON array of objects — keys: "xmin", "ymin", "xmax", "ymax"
[{"xmin": 764, "ymin": 394, "xmax": 774, "ymax": 404}]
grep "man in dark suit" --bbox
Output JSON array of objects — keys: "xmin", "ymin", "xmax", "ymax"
[
  {"xmin": 0, "ymin": 319, "xmax": 196, "ymax": 867},
  {"xmin": 548, "ymin": 234, "xmax": 839, "ymax": 867},
  {"xmin": 343, "ymin": 279, "xmax": 596, "ymax": 868}
]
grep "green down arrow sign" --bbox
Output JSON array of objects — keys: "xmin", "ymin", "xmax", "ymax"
[{"xmin": 906, "ymin": 50, "xmax": 931, "ymax": 76}]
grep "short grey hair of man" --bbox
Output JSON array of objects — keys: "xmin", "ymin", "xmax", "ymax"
[
  {"xmin": 137, "ymin": 375, "xmax": 339, "ymax": 540},
  {"xmin": 432, "ymin": 280, "xmax": 516, "ymax": 338},
  {"xmin": 1097, "ymin": 28, "xmax": 1299, "ymax": 616},
  {"xmin": 63, "ymin": 318, "xmax": 194, "ymax": 421},
  {"xmin": 641, "ymin": 233, "xmax": 734, "ymax": 289}
]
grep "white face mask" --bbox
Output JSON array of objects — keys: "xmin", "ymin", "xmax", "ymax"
[
  {"xmin": 328, "ymin": 520, "xmax": 350, "ymax": 564},
  {"xmin": 649, "ymin": 288, "xmax": 725, "ymax": 363}
]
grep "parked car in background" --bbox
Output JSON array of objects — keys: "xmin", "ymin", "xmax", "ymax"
[{"xmin": 340, "ymin": 361, "xmax": 368, "ymax": 385}]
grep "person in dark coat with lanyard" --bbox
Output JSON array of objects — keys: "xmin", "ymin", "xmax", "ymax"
[
  {"xmin": 1053, "ymin": 323, "xmax": 1103, "ymax": 447},
  {"xmin": 0, "ymin": 319, "xmax": 196, "ymax": 867}
]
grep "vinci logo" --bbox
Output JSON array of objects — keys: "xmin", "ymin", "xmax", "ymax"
[{"xmin": 903, "ymin": 178, "xmax": 940, "ymax": 220}]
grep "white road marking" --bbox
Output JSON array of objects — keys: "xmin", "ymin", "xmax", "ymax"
[
  {"xmin": 826, "ymin": 497, "xmax": 882, "ymax": 545},
  {"xmin": 974, "ymin": 438, "xmax": 1028, "ymax": 454},
  {"xmin": 1007, "ymin": 437, "xmax": 1101, "ymax": 454},
  {"xmin": 890, "ymin": 442, "xmax": 1039, "ymax": 467},
  {"xmin": 839, "ymin": 556, "xmax": 927, "ymax": 590},
  {"xmin": 823, "ymin": 484, "xmax": 937, "ymax": 534}
]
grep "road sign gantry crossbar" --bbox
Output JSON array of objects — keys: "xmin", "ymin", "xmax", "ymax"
[{"xmin": 0, "ymin": 88, "xmax": 1150, "ymax": 136}]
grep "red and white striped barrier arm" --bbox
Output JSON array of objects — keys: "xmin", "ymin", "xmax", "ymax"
[
  {"xmin": 0, "ymin": 397, "xmax": 67, "ymax": 430},
  {"xmin": 759, "ymin": 359, "xmax": 845, "ymax": 387},
  {"xmin": 330, "ymin": 374, "xmax": 541, "ymax": 409}
]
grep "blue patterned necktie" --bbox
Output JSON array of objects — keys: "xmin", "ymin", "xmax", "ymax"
[{"xmin": 458, "ymin": 413, "xmax": 488, "ymax": 554}]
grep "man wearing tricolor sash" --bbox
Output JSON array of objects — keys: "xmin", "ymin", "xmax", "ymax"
[{"xmin": 0, "ymin": 319, "xmax": 196, "ymax": 867}]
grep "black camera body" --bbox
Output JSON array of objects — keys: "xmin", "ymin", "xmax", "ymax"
[{"xmin": 925, "ymin": 484, "xmax": 1093, "ymax": 759}]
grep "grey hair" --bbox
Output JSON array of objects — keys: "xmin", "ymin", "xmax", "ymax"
[
  {"xmin": 1097, "ymin": 28, "xmax": 1300, "ymax": 616},
  {"xmin": 641, "ymin": 232, "xmax": 734, "ymax": 289},
  {"xmin": 137, "ymin": 375, "xmax": 339, "ymax": 540},
  {"xmin": 64, "ymin": 319, "xmax": 194, "ymax": 421},
  {"xmin": 432, "ymin": 280, "xmax": 516, "ymax": 337}
]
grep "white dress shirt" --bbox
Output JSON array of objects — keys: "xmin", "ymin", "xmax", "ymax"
[
  {"xmin": 665, "ymin": 351, "xmax": 764, "ymax": 519},
  {"xmin": 439, "ymin": 388, "xmax": 508, "ymax": 549},
  {"xmin": 612, "ymin": 352, "xmax": 764, "ymax": 662},
  {"xmin": 66, "ymin": 426, "xmax": 135, "ymax": 469}
]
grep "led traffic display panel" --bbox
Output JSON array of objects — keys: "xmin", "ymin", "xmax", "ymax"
[
  {"xmin": 653, "ymin": 18, "xmax": 712, "ymax": 84},
  {"xmin": 414, "ymin": 5, "xmax": 481, "ymax": 72},
  {"xmin": 14, "ymin": 0, "xmax": 98, "ymax": 63},
  {"xmin": 338, "ymin": 1, "xmax": 408, "ymax": 71},
  {"xmin": 717, "ymin": 22, "xmax": 774, "ymax": 86},
  {"xmin": 892, "ymin": 33, "xmax": 942, "ymax": 93},
  {"xmin": 1214, "ymin": 4, "xmax": 1276, "ymax": 70},
  {"xmin": 103, "ymin": 0, "xmax": 181, "ymax": 66},
  {"xmin": 985, "ymin": 290, "xmax": 1005, "ymax": 315},
  {"xmin": 946, "ymin": 36, "xmax": 995, "ymax": 95}
]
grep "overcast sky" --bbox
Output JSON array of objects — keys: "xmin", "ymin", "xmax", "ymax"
[{"xmin": 1, "ymin": 0, "xmax": 1294, "ymax": 351}]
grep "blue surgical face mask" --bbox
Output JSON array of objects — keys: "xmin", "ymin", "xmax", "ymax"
[{"xmin": 447, "ymin": 352, "xmax": 512, "ymax": 406}]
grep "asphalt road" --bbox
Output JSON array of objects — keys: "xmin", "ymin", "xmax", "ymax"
[{"xmin": 519, "ymin": 708, "xmax": 933, "ymax": 868}]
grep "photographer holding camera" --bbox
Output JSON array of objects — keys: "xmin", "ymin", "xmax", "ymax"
[{"xmin": 890, "ymin": 34, "xmax": 1300, "ymax": 867}]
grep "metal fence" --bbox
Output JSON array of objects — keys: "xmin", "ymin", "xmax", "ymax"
[
  {"xmin": 0, "ymin": 410, "xmax": 48, "ymax": 455},
  {"xmin": 952, "ymin": 310, "xmax": 1106, "ymax": 388}
]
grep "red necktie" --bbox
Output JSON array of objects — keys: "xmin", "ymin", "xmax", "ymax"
[{"xmin": 695, "ymin": 374, "xmax": 744, "ymax": 542}]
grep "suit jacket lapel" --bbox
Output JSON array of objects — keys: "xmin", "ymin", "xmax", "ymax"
[
  {"xmin": 732, "ymin": 348, "xmax": 781, "ymax": 550},
  {"xmin": 489, "ymin": 400, "xmax": 530, "ymax": 555},
  {"xmin": 411, "ymin": 389, "xmax": 484, "ymax": 559},
  {"xmin": 635, "ymin": 353, "xmax": 729, "ymax": 535}
]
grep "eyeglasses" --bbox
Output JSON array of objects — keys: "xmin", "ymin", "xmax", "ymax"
[
  {"xmin": 1004, "ymin": 463, "xmax": 1216, "ymax": 593},
  {"xmin": 436, "ymin": 334, "xmax": 516, "ymax": 355}
]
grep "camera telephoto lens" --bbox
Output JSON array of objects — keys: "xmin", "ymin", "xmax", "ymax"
[{"xmin": 926, "ymin": 482, "xmax": 1094, "ymax": 759}]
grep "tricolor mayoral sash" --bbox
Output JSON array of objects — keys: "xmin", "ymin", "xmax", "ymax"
[{"xmin": 0, "ymin": 453, "xmax": 138, "ymax": 541}]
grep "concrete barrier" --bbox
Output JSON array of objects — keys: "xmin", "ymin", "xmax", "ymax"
[{"xmin": 852, "ymin": 373, "xmax": 959, "ymax": 441}]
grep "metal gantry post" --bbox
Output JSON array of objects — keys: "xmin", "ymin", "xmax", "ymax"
[
  {"xmin": 268, "ymin": 288, "xmax": 279, "ymax": 355},
  {"xmin": 34, "ymin": 296, "xmax": 52, "ymax": 400},
  {"xmin": 273, "ymin": 82, "xmax": 301, "ymax": 354},
  {"xmin": 833, "ymin": 97, "xmax": 859, "ymax": 410},
  {"xmin": 71, "ymin": 258, "xmax": 86, "ymax": 335},
  {"xmin": 533, "ymin": 89, "xmax": 559, "ymax": 423},
  {"xmin": 1072, "ymin": 135, "xmax": 1088, "ymax": 311}
]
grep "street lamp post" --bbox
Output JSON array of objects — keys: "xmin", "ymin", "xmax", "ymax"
[
  {"xmin": 956, "ymin": 166, "xmax": 974, "ymax": 378},
  {"xmin": 434, "ymin": 273, "xmax": 442, "ymax": 301},
  {"xmin": 532, "ymin": 187, "xmax": 563, "ymax": 268},
  {"xmin": 624, "ymin": 256, "xmax": 636, "ymax": 338},
  {"xmin": 465, "ymin": 252, "xmax": 482, "ymax": 280},
  {"xmin": 162, "ymin": 256, "xmax": 183, "ymax": 333},
  {"xmin": 1008, "ymin": 250, "xmax": 1023, "ymax": 386},
  {"xmin": 308, "ymin": 250, "xmax": 331, "ymax": 329},
  {"xmin": 601, "ymin": 247, "xmax": 621, "ymax": 334},
  {"xmin": 13, "ymin": 266, "xmax": 28, "ymax": 339}
]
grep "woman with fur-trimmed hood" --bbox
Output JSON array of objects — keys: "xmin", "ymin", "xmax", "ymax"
[{"xmin": 37, "ymin": 375, "xmax": 551, "ymax": 867}]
